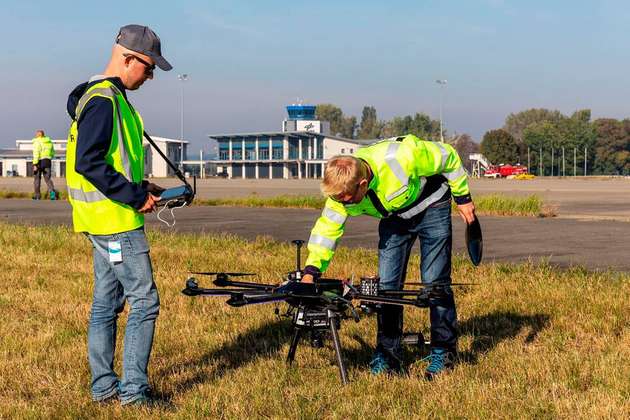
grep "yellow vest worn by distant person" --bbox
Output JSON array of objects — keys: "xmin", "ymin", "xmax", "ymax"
[
  {"xmin": 32, "ymin": 136, "xmax": 55, "ymax": 164},
  {"xmin": 66, "ymin": 79, "xmax": 145, "ymax": 235}
]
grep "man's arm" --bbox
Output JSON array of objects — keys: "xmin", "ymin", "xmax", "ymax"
[
  {"xmin": 302, "ymin": 199, "xmax": 348, "ymax": 282},
  {"xmin": 406, "ymin": 138, "xmax": 475, "ymax": 223},
  {"xmin": 427, "ymin": 142, "xmax": 475, "ymax": 223},
  {"xmin": 32, "ymin": 140, "xmax": 40, "ymax": 166},
  {"xmin": 75, "ymin": 97, "xmax": 148, "ymax": 209}
]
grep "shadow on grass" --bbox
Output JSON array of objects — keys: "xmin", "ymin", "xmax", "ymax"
[
  {"xmin": 158, "ymin": 319, "xmax": 293, "ymax": 400},
  {"xmin": 158, "ymin": 310, "xmax": 550, "ymax": 398},
  {"xmin": 457, "ymin": 310, "xmax": 550, "ymax": 364},
  {"xmin": 339, "ymin": 309, "xmax": 550, "ymax": 370}
]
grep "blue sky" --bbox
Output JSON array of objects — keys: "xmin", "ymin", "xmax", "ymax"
[{"xmin": 2, "ymin": 0, "xmax": 630, "ymax": 152}]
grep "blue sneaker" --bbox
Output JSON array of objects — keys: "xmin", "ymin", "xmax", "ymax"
[
  {"xmin": 423, "ymin": 347, "xmax": 456, "ymax": 380},
  {"xmin": 369, "ymin": 351, "xmax": 402, "ymax": 375}
]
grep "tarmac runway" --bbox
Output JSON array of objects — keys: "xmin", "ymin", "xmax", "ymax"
[{"xmin": 2, "ymin": 199, "xmax": 629, "ymax": 272}]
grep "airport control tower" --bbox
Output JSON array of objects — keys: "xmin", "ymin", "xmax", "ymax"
[{"xmin": 282, "ymin": 104, "xmax": 330, "ymax": 135}]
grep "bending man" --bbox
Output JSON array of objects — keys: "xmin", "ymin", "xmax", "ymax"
[{"xmin": 301, "ymin": 135, "xmax": 475, "ymax": 380}]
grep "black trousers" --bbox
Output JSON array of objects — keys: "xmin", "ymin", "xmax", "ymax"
[{"xmin": 33, "ymin": 158, "xmax": 55, "ymax": 198}]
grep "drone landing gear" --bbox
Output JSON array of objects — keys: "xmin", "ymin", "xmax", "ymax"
[{"xmin": 286, "ymin": 307, "xmax": 349, "ymax": 385}]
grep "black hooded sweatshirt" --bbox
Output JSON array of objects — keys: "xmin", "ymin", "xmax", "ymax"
[{"xmin": 66, "ymin": 77, "xmax": 147, "ymax": 210}]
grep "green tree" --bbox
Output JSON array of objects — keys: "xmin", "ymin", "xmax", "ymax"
[
  {"xmin": 340, "ymin": 115, "xmax": 357, "ymax": 139},
  {"xmin": 315, "ymin": 103, "xmax": 356, "ymax": 138},
  {"xmin": 357, "ymin": 106, "xmax": 382, "ymax": 139},
  {"xmin": 503, "ymin": 108, "xmax": 564, "ymax": 143},
  {"xmin": 381, "ymin": 113, "xmax": 441, "ymax": 140},
  {"xmin": 593, "ymin": 119, "xmax": 630, "ymax": 175},
  {"xmin": 448, "ymin": 133, "xmax": 479, "ymax": 171},
  {"xmin": 503, "ymin": 108, "xmax": 564, "ymax": 162},
  {"xmin": 481, "ymin": 129, "xmax": 519, "ymax": 165},
  {"xmin": 522, "ymin": 111, "xmax": 596, "ymax": 176}
]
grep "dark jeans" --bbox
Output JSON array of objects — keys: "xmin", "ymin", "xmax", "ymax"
[
  {"xmin": 33, "ymin": 158, "xmax": 55, "ymax": 198},
  {"xmin": 376, "ymin": 199, "xmax": 457, "ymax": 360}
]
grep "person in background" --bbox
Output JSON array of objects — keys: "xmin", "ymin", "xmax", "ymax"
[{"xmin": 32, "ymin": 129, "xmax": 57, "ymax": 200}]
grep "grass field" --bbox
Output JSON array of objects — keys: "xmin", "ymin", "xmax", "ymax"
[{"xmin": 0, "ymin": 223, "xmax": 627, "ymax": 418}]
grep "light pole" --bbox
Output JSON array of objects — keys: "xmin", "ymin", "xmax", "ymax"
[
  {"xmin": 177, "ymin": 73, "xmax": 189, "ymax": 172},
  {"xmin": 436, "ymin": 79, "xmax": 447, "ymax": 142}
]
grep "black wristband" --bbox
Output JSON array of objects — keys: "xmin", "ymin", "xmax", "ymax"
[{"xmin": 453, "ymin": 194, "xmax": 472, "ymax": 205}]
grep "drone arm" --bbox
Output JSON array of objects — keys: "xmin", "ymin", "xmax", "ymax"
[{"xmin": 351, "ymin": 293, "xmax": 424, "ymax": 307}]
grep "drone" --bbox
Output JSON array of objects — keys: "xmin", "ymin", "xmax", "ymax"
[{"xmin": 182, "ymin": 230, "xmax": 481, "ymax": 384}]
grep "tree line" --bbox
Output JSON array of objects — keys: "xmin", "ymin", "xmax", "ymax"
[
  {"xmin": 482, "ymin": 108, "xmax": 630, "ymax": 176},
  {"xmin": 315, "ymin": 104, "xmax": 630, "ymax": 175}
]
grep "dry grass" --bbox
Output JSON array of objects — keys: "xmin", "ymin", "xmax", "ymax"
[{"xmin": 0, "ymin": 223, "xmax": 628, "ymax": 419}]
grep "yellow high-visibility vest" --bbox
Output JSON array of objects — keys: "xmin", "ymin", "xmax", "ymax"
[{"xmin": 66, "ymin": 79, "xmax": 145, "ymax": 235}]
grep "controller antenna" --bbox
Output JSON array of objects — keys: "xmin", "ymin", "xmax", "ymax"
[{"xmin": 291, "ymin": 240, "xmax": 305, "ymax": 274}]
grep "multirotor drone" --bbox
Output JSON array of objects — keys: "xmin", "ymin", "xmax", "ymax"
[{"xmin": 182, "ymin": 233, "xmax": 480, "ymax": 384}]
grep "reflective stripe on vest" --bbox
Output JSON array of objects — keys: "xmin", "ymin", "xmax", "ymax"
[
  {"xmin": 322, "ymin": 207, "xmax": 347, "ymax": 225},
  {"xmin": 384, "ymin": 142, "xmax": 408, "ymax": 201},
  {"xmin": 435, "ymin": 143, "xmax": 450, "ymax": 171},
  {"xmin": 397, "ymin": 182, "xmax": 450, "ymax": 219},
  {"xmin": 309, "ymin": 234, "xmax": 337, "ymax": 251},
  {"xmin": 66, "ymin": 187, "xmax": 107, "ymax": 203},
  {"xmin": 443, "ymin": 166, "xmax": 466, "ymax": 181},
  {"xmin": 113, "ymin": 96, "xmax": 133, "ymax": 179}
]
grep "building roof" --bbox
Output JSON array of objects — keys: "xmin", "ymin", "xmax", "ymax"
[{"xmin": 208, "ymin": 131, "xmax": 376, "ymax": 146}]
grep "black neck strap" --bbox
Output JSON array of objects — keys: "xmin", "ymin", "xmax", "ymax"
[{"xmin": 366, "ymin": 189, "xmax": 389, "ymax": 218}]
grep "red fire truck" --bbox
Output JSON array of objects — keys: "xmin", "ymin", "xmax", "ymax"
[{"xmin": 483, "ymin": 164, "xmax": 528, "ymax": 178}]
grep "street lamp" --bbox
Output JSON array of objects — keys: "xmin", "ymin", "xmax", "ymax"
[
  {"xmin": 177, "ymin": 73, "xmax": 189, "ymax": 171},
  {"xmin": 435, "ymin": 79, "xmax": 447, "ymax": 142}
]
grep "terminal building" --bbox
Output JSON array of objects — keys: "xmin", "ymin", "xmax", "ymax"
[
  {"xmin": 0, "ymin": 137, "xmax": 188, "ymax": 178},
  {"xmin": 209, "ymin": 105, "xmax": 373, "ymax": 179}
]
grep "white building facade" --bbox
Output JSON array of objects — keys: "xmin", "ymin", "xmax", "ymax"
[{"xmin": 210, "ymin": 105, "xmax": 372, "ymax": 179}]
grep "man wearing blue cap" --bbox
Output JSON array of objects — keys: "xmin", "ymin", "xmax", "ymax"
[{"xmin": 65, "ymin": 24, "xmax": 171, "ymax": 406}]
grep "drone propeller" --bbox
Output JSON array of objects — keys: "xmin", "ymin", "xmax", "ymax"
[{"xmin": 190, "ymin": 271, "xmax": 256, "ymax": 277}]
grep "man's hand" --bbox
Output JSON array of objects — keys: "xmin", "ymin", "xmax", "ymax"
[
  {"xmin": 456, "ymin": 201, "xmax": 476, "ymax": 225},
  {"xmin": 302, "ymin": 274, "xmax": 314, "ymax": 284},
  {"xmin": 144, "ymin": 182, "xmax": 165, "ymax": 195},
  {"xmin": 139, "ymin": 193, "xmax": 160, "ymax": 214}
]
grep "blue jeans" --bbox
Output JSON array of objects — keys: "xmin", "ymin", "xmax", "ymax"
[
  {"xmin": 86, "ymin": 228, "xmax": 160, "ymax": 404},
  {"xmin": 377, "ymin": 199, "xmax": 457, "ymax": 360}
]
